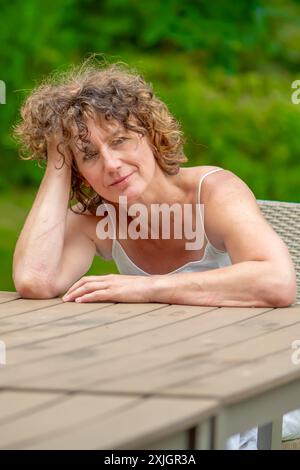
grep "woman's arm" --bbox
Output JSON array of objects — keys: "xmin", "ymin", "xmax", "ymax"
[
  {"xmin": 149, "ymin": 172, "xmax": 297, "ymax": 308},
  {"xmin": 149, "ymin": 260, "xmax": 295, "ymax": 307},
  {"xmin": 13, "ymin": 138, "xmax": 97, "ymax": 299},
  {"xmin": 13, "ymin": 139, "xmax": 72, "ymax": 297}
]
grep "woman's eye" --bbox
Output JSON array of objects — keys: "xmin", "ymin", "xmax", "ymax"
[
  {"xmin": 83, "ymin": 152, "xmax": 98, "ymax": 161},
  {"xmin": 112, "ymin": 137, "xmax": 127, "ymax": 146}
]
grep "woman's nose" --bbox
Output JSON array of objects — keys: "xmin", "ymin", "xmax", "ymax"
[{"xmin": 102, "ymin": 149, "xmax": 122, "ymax": 170}]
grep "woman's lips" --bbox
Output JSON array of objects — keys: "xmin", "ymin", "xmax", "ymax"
[{"xmin": 110, "ymin": 172, "xmax": 134, "ymax": 186}]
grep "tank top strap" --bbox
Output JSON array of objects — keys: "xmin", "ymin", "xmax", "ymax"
[
  {"xmin": 197, "ymin": 167, "xmax": 224, "ymax": 205},
  {"xmin": 196, "ymin": 167, "xmax": 225, "ymax": 247}
]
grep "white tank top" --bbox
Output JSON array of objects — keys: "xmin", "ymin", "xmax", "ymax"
[{"xmin": 96, "ymin": 168, "xmax": 232, "ymax": 275}]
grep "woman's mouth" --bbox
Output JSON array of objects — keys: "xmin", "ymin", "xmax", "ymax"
[{"xmin": 110, "ymin": 172, "xmax": 134, "ymax": 187}]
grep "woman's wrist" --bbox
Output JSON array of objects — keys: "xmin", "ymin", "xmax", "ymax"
[
  {"xmin": 46, "ymin": 134, "xmax": 73, "ymax": 171},
  {"xmin": 146, "ymin": 274, "xmax": 173, "ymax": 303},
  {"xmin": 45, "ymin": 142, "xmax": 72, "ymax": 176},
  {"xmin": 46, "ymin": 159, "xmax": 71, "ymax": 175}
]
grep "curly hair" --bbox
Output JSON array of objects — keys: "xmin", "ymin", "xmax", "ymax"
[{"xmin": 13, "ymin": 58, "xmax": 187, "ymax": 215}]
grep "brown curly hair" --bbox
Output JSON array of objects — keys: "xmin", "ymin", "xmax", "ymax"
[{"xmin": 13, "ymin": 58, "xmax": 187, "ymax": 215}]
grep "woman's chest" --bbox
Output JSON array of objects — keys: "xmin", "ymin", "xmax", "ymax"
[{"xmin": 115, "ymin": 236, "xmax": 209, "ymax": 274}]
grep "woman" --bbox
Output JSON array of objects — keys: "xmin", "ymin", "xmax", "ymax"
[
  {"xmin": 12, "ymin": 61, "xmax": 298, "ymax": 450},
  {"xmin": 13, "ymin": 62, "xmax": 296, "ymax": 308}
]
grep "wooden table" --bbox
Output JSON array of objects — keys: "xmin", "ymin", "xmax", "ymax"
[{"xmin": 0, "ymin": 291, "xmax": 300, "ymax": 450}]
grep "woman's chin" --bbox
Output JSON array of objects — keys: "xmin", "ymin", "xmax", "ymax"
[{"xmin": 120, "ymin": 188, "xmax": 141, "ymax": 203}]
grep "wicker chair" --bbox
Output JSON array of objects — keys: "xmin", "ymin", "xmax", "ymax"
[
  {"xmin": 257, "ymin": 200, "xmax": 300, "ymax": 450},
  {"xmin": 257, "ymin": 200, "xmax": 300, "ymax": 305}
]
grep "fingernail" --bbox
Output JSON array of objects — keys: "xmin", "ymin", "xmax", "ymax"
[
  {"xmin": 62, "ymin": 296, "xmax": 70, "ymax": 301},
  {"xmin": 75, "ymin": 298, "xmax": 82, "ymax": 303}
]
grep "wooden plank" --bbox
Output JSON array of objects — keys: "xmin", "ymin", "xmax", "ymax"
[
  {"xmin": 161, "ymin": 337, "xmax": 300, "ymax": 405},
  {"xmin": 0, "ymin": 302, "xmax": 172, "ymax": 352},
  {"xmin": 0, "ymin": 302, "xmax": 210, "ymax": 336},
  {"xmin": 0, "ymin": 301, "xmax": 166, "ymax": 334},
  {"xmin": 0, "ymin": 304, "xmax": 216, "ymax": 367},
  {"xmin": 2, "ymin": 305, "xmax": 299, "ymax": 395},
  {"xmin": 163, "ymin": 347, "xmax": 300, "ymax": 404},
  {"xmin": 0, "ymin": 292, "xmax": 20, "ymax": 303},
  {"xmin": 0, "ymin": 298, "xmax": 65, "ymax": 319},
  {"xmin": 17, "ymin": 306, "xmax": 300, "ymax": 394},
  {"xmin": 88, "ymin": 308, "xmax": 300, "ymax": 395},
  {"xmin": 0, "ymin": 306, "xmax": 268, "ymax": 387},
  {"xmin": 0, "ymin": 390, "xmax": 63, "ymax": 424},
  {"xmin": 0, "ymin": 392, "xmax": 138, "ymax": 449},
  {"xmin": 20, "ymin": 396, "xmax": 217, "ymax": 450}
]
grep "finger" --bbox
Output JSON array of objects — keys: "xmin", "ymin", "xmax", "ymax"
[
  {"xmin": 63, "ymin": 282, "xmax": 107, "ymax": 301},
  {"xmin": 64, "ymin": 276, "xmax": 106, "ymax": 296},
  {"xmin": 63, "ymin": 278, "xmax": 87, "ymax": 296},
  {"xmin": 75, "ymin": 289, "xmax": 108, "ymax": 303}
]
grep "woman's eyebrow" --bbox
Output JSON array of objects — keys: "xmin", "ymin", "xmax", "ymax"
[
  {"xmin": 72, "ymin": 142, "xmax": 97, "ymax": 158},
  {"xmin": 78, "ymin": 129, "xmax": 128, "ymax": 151},
  {"xmin": 107, "ymin": 128, "xmax": 128, "ymax": 139}
]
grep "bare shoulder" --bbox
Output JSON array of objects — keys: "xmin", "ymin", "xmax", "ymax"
[
  {"xmin": 183, "ymin": 165, "xmax": 233, "ymax": 200},
  {"xmin": 188, "ymin": 166, "xmax": 255, "ymax": 203},
  {"xmin": 203, "ymin": 168, "xmax": 260, "ymax": 228},
  {"xmin": 206, "ymin": 169, "xmax": 256, "ymax": 203},
  {"xmin": 192, "ymin": 167, "xmax": 259, "ymax": 251},
  {"xmin": 204, "ymin": 169, "xmax": 284, "ymax": 257}
]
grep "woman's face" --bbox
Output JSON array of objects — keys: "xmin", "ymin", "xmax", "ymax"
[{"xmin": 71, "ymin": 116, "xmax": 157, "ymax": 203}]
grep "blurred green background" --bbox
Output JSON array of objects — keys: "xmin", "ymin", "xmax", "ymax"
[{"xmin": 1, "ymin": 0, "xmax": 300, "ymax": 291}]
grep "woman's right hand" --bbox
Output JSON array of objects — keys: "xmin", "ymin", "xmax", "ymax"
[{"xmin": 46, "ymin": 132, "xmax": 73, "ymax": 170}]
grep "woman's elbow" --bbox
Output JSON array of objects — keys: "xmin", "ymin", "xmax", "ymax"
[
  {"xmin": 275, "ymin": 285, "xmax": 297, "ymax": 307},
  {"xmin": 266, "ymin": 274, "xmax": 297, "ymax": 308},
  {"xmin": 14, "ymin": 276, "xmax": 59, "ymax": 299}
]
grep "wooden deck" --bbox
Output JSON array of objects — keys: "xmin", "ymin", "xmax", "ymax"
[{"xmin": 0, "ymin": 291, "xmax": 300, "ymax": 449}]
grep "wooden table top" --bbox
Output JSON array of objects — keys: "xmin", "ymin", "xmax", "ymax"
[{"xmin": 0, "ymin": 291, "xmax": 300, "ymax": 449}]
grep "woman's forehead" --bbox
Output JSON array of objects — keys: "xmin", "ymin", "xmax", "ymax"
[{"xmin": 84, "ymin": 115, "xmax": 125, "ymax": 138}]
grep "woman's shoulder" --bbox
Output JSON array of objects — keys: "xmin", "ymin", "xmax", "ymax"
[
  {"xmin": 196, "ymin": 167, "xmax": 254, "ymax": 203},
  {"xmin": 183, "ymin": 164, "xmax": 229, "ymax": 180},
  {"xmin": 192, "ymin": 165, "xmax": 248, "ymax": 184},
  {"xmin": 183, "ymin": 165, "xmax": 236, "ymax": 200},
  {"xmin": 186, "ymin": 166, "xmax": 252, "ymax": 251},
  {"xmin": 186, "ymin": 164, "xmax": 232, "ymax": 178}
]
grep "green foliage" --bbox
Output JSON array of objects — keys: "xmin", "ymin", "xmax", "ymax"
[{"xmin": 1, "ymin": 0, "xmax": 300, "ymax": 289}]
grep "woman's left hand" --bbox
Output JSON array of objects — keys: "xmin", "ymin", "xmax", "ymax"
[{"xmin": 61, "ymin": 274, "xmax": 153, "ymax": 303}]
